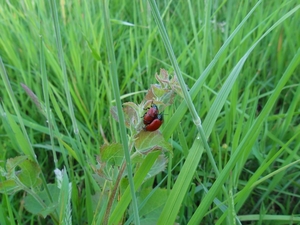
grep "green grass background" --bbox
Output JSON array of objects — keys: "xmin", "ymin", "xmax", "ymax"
[{"xmin": 1, "ymin": 0, "xmax": 300, "ymax": 224}]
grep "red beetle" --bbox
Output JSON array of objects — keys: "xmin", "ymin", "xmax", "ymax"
[
  {"xmin": 143, "ymin": 103, "xmax": 159, "ymax": 125},
  {"xmin": 144, "ymin": 114, "xmax": 163, "ymax": 131}
]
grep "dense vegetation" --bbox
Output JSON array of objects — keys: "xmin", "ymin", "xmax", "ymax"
[{"xmin": 0, "ymin": 0, "xmax": 299, "ymax": 224}]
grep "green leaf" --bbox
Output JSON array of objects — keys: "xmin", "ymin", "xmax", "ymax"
[
  {"xmin": 0, "ymin": 179, "xmax": 22, "ymax": 195},
  {"xmin": 146, "ymin": 154, "xmax": 167, "ymax": 180},
  {"xmin": 6, "ymin": 156, "xmax": 41, "ymax": 188},
  {"xmin": 6, "ymin": 156, "xmax": 28, "ymax": 174},
  {"xmin": 17, "ymin": 159, "xmax": 41, "ymax": 188},
  {"xmin": 135, "ymin": 131, "xmax": 172, "ymax": 154},
  {"xmin": 100, "ymin": 143, "xmax": 124, "ymax": 166},
  {"xmin": 0, "ymin": 156, "xmax": 41, "ymax": 194},
  {"xmin": 24, "ymin": 184, "xmax": 60, "ymax": 218}
]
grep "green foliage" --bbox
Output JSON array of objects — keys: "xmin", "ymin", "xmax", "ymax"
[
  {"xmin": 0, "ymin": 156, "xmax": 41, "ymax": 194},
  {"xmin": 0, "ymin": 0, "xmax": 300, "ymax": 224},
  {"xmin": 24, "ymin": 184, "xmax": 60, "ymax": 218}
]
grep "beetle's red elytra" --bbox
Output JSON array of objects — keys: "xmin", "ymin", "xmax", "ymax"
[
  {"xmin": 144, "ymin": 114, "xmax": 163, "ymax": 131},
  {"xmin": 143, "ymin": 103, "xmax": 159, "ymax": 125}
]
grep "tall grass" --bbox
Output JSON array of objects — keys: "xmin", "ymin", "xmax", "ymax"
[{"xmin": 0, "ymin": 0, "xmax": 300, "ymax": 224}]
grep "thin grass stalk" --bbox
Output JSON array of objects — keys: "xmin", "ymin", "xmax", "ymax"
[
  {"xmin": 49, "ymin": 0, "xmax": 85, "ymax": 166},
  {"xmin": 101, "ymin": 0, "xmax": 140, "ymax": 224},
  {"xmin": 39, "ymin": 29, "xmax": 58, "ymax": 169},
  {"xmin": 49, "ymin": 0, "xmax": 77, "ymax": 134}
]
